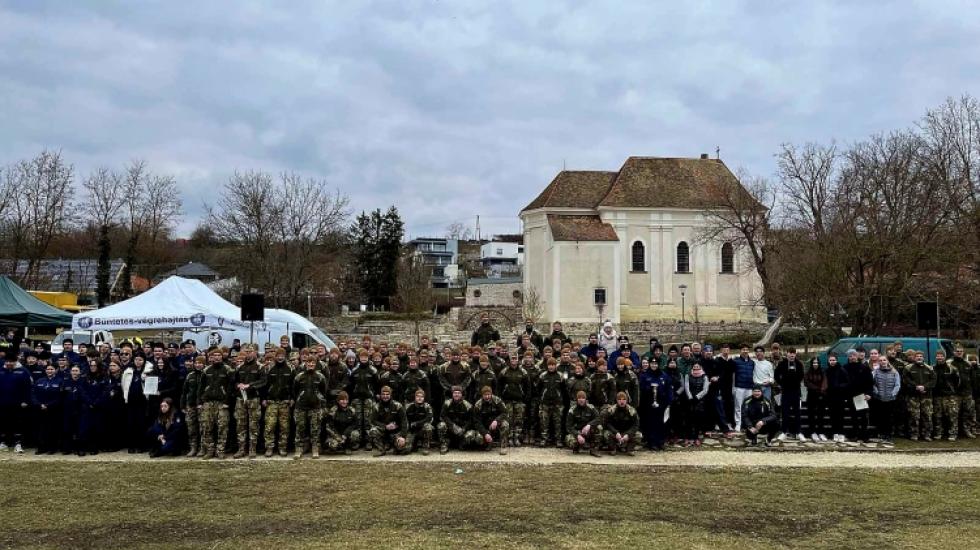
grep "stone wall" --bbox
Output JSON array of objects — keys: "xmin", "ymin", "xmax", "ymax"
[
  {"xmin": 465, "ymin": 281, "xmax": 523, "ymax": 308},
  {"xmin": 314, "ymin": 313, "xmax": 769, "ymax": 348}
]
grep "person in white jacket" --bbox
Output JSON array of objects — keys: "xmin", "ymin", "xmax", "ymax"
[{"xmin": 598, "ymin": 321, "xmax": 619, "ymax": 355}]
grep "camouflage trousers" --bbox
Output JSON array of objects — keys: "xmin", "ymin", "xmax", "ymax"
[
  {"xmin": 437, "ymin": 422, "xmax": 480, "ymax": 449},
  {"xmin": 405, "ymin": 423, "xmax": 433, "ymax": 452},
  {"xmin": 325, "ymin": 427, "xmax": 362, "ymax": 451},
  {"xmin": 907, "ymin": 396, "xmax": 933, "ymax": 439},
  {"xmin": 183, "ymin": 406, "xmax": 200, "ymax": 450},
  {"xmin": 602, "ymin": 430, "xmax": 642, "ymax": 451},
  {"xmin": 564, "ymin": 426, "xmax": 602, "ymax": 451},
  {"xmin": 351, "ymin": 398, "xmax": 375, "ymax": 433},
  {"xmin": 368, "ymin": 426, "xmax": 407, "ymax": 452},
  {"xmin": 525, "ymin": 399, "xmax": 540, "ymax": 440},
  {"xmin": 504, "ymin": 402, "xmax": 526, "ymax": 441},
  {"xmin": 235, "ymin": 398, "xmax": 261, "ymax": 452},
  {"xmin": 200, "ymin": 402, "xmax": 230, "ymax": 455},
  {"xmin": 479, "ymin": 420, "xmax": 510, "ymax": 449},
  {"xmin": 933, "ymin": 396, "xmax": 960, "ymax": 439},
  {"xmin": 960, "ymin": 396, "xmax": 977, "ymax": 436},
  {"xmin": 539, "ymin": 403, "xmax": 563, "ymax": 442},
  {"xmin": 294, "ymin": 408, "xmax": 323, "ymax": 451},
  {"xmin": 263, "ymin": 401, "xmax": 291, "ymax": 452}
]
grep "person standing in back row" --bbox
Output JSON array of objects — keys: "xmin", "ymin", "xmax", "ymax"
[
  {"xmin": 471, "ymin": 313, "xmax": 501, "ymax": 348},
  {"xmin": 774, "ymin": 348, "xmax": 805, "ymax": 442}
]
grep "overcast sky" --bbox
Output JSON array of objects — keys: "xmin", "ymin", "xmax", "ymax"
[{"xmin": 2, "ymin": 1, "xmax": 978, "ymax": 238}]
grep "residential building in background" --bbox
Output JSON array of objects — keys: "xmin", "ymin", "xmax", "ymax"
[
  {"xmin": 154, "ymin": 261, "xmax": 220, "ymax": 283},
  {"xmin": 480, "ymin": 239, "xmax": 524, "ymax": 278},
  {"xmin": 407, "ymin": 237, "xmax": 462, "ymax": 288}
]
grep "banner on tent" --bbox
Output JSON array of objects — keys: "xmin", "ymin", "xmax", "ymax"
[{"xmin": 72, "ymin": 312, "xmax": 251, "ymax": 332}]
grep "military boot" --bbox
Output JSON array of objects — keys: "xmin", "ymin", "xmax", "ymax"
[
  {"xmin": 312, "ymin": 445, "xmax": 320, "ymax": 459},
  {"xmin": 439, "ymin": 442, "xmax": 449, "ymax": 454},
  {"xmin": 248, "ymin": 447, "xmax": 257, "ymax": 459},
  {"xmin": 265, "ymin": 448, "xmax": 274, "ymax": 458},
  {"xmin": 279, "ymin": 447, "xmax": 288, "ymax": 457},
  {"xmin": 233, "ymin": 448, "xmax": 246, "ymax": 459},
  {"xmin": 294, "ymin": 448, "xmax": 302, "ymax": 459},
  {"xmin": 186, "ymin": 445, "xmax": 198, "ymax": 458}
]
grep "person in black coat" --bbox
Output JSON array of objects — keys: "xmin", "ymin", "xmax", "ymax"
[
  {"xmin": 774, "ymin": 348, "xmax": 805, "ymax": 440},
  {"xmin": 741, "ymin": 385, "xmax": 779, "ymax": 446},
  {"xmin": 844, "ymin": 349, "xmax": 874, "ymax": 442},
  {"xmin": 60, "ymin": 366, "xmax": 85, "ymax": 454},
  {"xmin": 148, "ymin": 397, "xmax": 186, "ymax": 457},
  {"xmin": 825, "ymin": 353, "xmax": 851, "ymax": 442},
  {"xmin": 79, "ymin": 361, "xmax": 108, "ymax": 455}
]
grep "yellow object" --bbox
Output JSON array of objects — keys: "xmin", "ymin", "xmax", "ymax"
[{"xmin": 28, "ymin": 291, "xmax": 94, "ymax": 313}]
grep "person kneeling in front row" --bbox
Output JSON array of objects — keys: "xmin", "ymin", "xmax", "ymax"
[{"xmin": 742, "ymin": 385, "xmax": 779, "ymax": 447}]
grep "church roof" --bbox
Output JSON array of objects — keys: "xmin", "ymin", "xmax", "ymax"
[
  {"xmin": 521, "ymin": 156, "xmax": 757, "ymax": 212},
  {"xmin": 547, "ymin": 215, "xmax": 619, "ymax": 242},
  {"xmin": 522, "ymin": 171, "xmax": 617, "ymax": 211}
]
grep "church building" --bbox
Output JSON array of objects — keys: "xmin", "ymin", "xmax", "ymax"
[{"xmin": 520, "ymin": 155, "xmax": 767, "ymax": 324}]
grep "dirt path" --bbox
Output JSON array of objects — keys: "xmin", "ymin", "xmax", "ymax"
[{"xmin": 3, "ymin": 448, "xmax": 979, "ymax": 468}]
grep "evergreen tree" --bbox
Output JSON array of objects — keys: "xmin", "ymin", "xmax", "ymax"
[{"xmin": 350, "ymin": 206, "xmax": 404, "ymax": 309}]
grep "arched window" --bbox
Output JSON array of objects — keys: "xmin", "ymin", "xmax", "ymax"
[
  {"xmin": 721, "ymin": 242, "xmax": 734, "ymax": 274},
  {"xmin": 631, "ymin": 241, "xmax": 645, "ymax": 272},
  {"xmin": 676, "ymin": 241, "xmax": 690, "ymax": 273}
]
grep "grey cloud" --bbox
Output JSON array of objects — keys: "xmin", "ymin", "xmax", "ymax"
[{"xmin": 2, "ymin": 1, "xmax": 979, "ymax": 238}]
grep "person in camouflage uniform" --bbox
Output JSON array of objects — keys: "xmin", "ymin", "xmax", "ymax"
[
  {"xmin": 497, "ymin": 353, "xmax": 529, "ymax": 446},
  {"xmin": 438, "ymin": 386, "xmax": 478, "ymax": 453},
  {"xmin": 232, "ymin": 344, "xmax": 267, "ymax": 458},
  {"xmin": 349, "ymin": 348, "xmax": 379, "ymax": 450},
  {"xmin": 521, "ymin": 351, "xmax": 541, "ymax": 445},
  {"xmin": 470, "ymin": 354, "xmax": 497, "ymax": 403},
  {"xmin": 601, "ymin": 391, "xmax": 641, "ymax": 455},
  {"xmin": 404, "ymin": 388, "xmax": 434, "ymax": 455},
  {"xmin": 325, "ymin": 390, "xmax": 360, "ymax": 454},
  {"xmin": 472, "ymin": 385, "xmax": 509, "ymax": 455},
  {"xmin": 181, "ymin": 355, "xmax": 206, "ymax": 457},
  {"xmin": 589, "ymin": 359, "xmax": 616, "ymax": 411},
  {"xmin": 400, "ymin": 358, "xmax": 430, "ymax": 405},
  {"xmin": 538, "ymin": 358, "xmax": 566, "ymax": 447},
  {"xmin": 199, "ymin": 349, "xmax": 235, "ymax": 459},
  {"xmin": 566, "ymin": 363, "xmax": 592, "ymax": 407},
  {"xmin": 379, "ymin": 358, "xmax": 404, "ymax": 405},
  {"xmin": 932, "ymin": 351, "xmax": 961, "ymax": 441},
  {"xmin": 263, "ymin": 348, "xmax": 293, "ymax": 457},
  {"xmin": 437, "ymin": 349, "xmax": 472, "ymax": 408},
  {"xmin": 950, "ymin": 345, "xmax": 976, "ymax": 438},
  {"xmin": 903, "ymin": 351, "xmax": 937, "ymax": 441},
  {"xmin": 368, "ymin": 385, "xmax": 408, "ymax": 456},
  {"xmin": 293, "ymin": 355, "xmax": 328, "ymax": 458},
  {"xmin": 471, "ymin": 312, "xmax": 501, "ymax": 348},
  {"xmin": 565, "ymin": 390, "xmax": 602, "ymax": 456},
  {"xmin": 322, "ymin": 348, "xmax": 350, "ymax": 407}
]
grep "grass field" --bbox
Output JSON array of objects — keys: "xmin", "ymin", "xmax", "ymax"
[{"xmin": 3, "ymin": 462, "xmax": 979, "ymax": 549}]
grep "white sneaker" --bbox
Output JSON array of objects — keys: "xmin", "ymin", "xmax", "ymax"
[
  {"xmin": 776, "ymin": 433, "xmax": 787, "ymax": 442},
  {"xmin": 832, "ymin": 434, "xmax": 841, "ymax": 442},
  {"xmin": 0, "ymin": 443, "xmax": 7, "ymax": 451},
  {"xmin": 797, "ymin": 433, "xmax": 806, "ymax": 442},
  {"xmin": 839, "ymin": 435, "xmax": 848, "ymax": 443},
  {"xmin": 819, "ymin": 434, "xmax": 828, "ymax": 442},
  {"xmin": 811, "ymin": 433, "xmax": 820, "ymax": 443},
  {"xmin": 14, "ymin": 443, "xmax": 23, "ymax": 453}
]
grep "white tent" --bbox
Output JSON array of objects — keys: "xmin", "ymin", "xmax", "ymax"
[{"xmin": 71, "ymin": 276, "xmax": 250, "ymax": 332}]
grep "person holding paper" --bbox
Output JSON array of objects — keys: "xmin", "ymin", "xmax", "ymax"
[{"xmin": 844, "ymin": 349, "xmax": 874, "ymax": 443}]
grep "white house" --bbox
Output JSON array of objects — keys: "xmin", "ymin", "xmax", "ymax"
[
  {"xmin": 480, "ymin": 241, "xmax": 524, "ymax": 278},
  {"xmin": 519, "ymin": 155, "xmax": 767, "ymax": 324}
]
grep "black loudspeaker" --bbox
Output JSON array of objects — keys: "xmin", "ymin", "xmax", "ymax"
[
  {"xmin": 916, "ymin": 302, "xmax": 938, "ymax": 331},
  {"xmin": 241, "ymin": 294, "xmax": 265, "ymax": 322}
]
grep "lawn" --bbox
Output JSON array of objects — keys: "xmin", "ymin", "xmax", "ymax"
[{"xmin": 2, "ymin": 462, "xmax": 979, "ymax": 549}]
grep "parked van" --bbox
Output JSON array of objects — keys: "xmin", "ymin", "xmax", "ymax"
[
  {"xmin": 50, "ymin": 330, "xmax": 114, "ymax": 354},
  {"xmin": 818, "ymin": 336, "xmax": 954, "ymax": 366},
  {"xmin": 182, "ymin": 308, "xmax": 335, "ymax": 351}
]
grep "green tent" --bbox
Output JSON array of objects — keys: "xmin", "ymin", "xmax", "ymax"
[{"xmin": 0, "ymin": 275, "xmax": 74, "ymax": 327}]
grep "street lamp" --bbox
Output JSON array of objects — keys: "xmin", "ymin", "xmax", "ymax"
[{"xmin": 679, "ymin": 284, "xmax": 687, "ymax": 324}]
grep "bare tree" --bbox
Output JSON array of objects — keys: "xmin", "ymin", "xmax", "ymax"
[
  {"xmin": 4, "ymin": 151, "xmax": 74, "ymax": 287},
  {"xmin": 517, "ymin": 284, "xmax": 544, "ymax": 323},
  {"xmin": 697, "ymin": 168, "xmax": 777, "ymax": 307},
  {"xmin": 82, "ymin": 167, "xmax": 126, "ymax": 306},
  {"xmin": 446, "ymin": 221, "xmax": 472, "ymax": 240},
  {"xmin": 208, "ymin": 170, "xmax": 350, "ymax": 311}
]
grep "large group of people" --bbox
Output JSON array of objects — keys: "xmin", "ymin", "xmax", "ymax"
[{"xmin": 0, "ymin": 314, "xmax": 977, "ymax": 459}]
